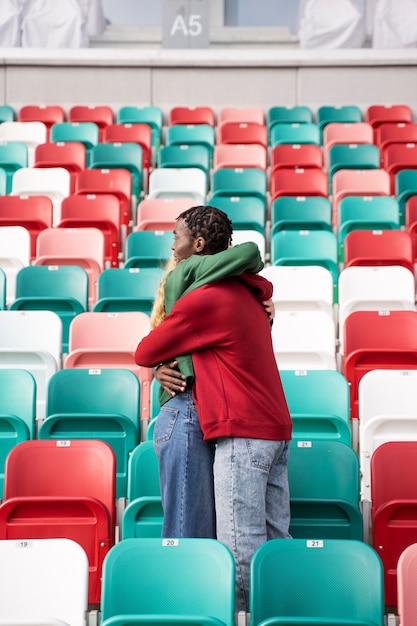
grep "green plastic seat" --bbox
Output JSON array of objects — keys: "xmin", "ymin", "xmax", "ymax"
[
  {"xmin": 94, "ymin": 267, "xmax": 163, "ymax": 315},
  {"xmin": 100, "ymin": 538, "xmax": 235, "ymax": 626},
  {"xmin": 271, "ymin": 196, "xmax": 332, "ymax": 235},
  {"xmin": 270, "ymin": 122, "xmax": 320, "ymax": 147},
  {"xmin": 250, "ymin": 538, "xmax": 384, "ymax": 626},
  {"xmin": 10, "ymin": 265, "xmax": 88, "ymax": 354},
  {"xmin": 210, "ymin": 167, "xmax": 267, "ymax": 207},
  {"xmin": 124, "ymin": 230, "xmax": 173, "ymax": 270},
  {"xmin": 316, "ymin": 105, "xmax": 362, "ymax": 142},
  {"xmin": 0, "ymin": 369, "xmax": 36, "ymax": 499},
  {"xmin": 91, "ymin": 142, "xmax": 143, "ymax": 199},
  {"xmin": 122, "ymin": 440, "xmax": 162, "ymax": 539},
  {"xmin": 39, "ymin": 367, "xmax": 140, "ymax": 499},
  {"xmin": 117, "ymin": 105, "xmax": 163, "ymax": 151},
  {"xmin": 288, "ymin": 440, "xmax": 363, "ymax": 540},
  {"xmin": 0, "ymin": 105, "xmax": 16, "ymax": 123},
  {"xmin": 280, "ymin": 370, "xmax": 351, "ymax": 445},
  {"xmin": 149, "ymin": 378, "xmax": 162, "ymax": 421},
  {"xmin": 395, "ymin": 168, "xmax": 417, "ymax": 225},
  {"xmin": 158, "ymin": 144, "xmax": 211, "ymax": 177},
  {"xmin": 327, "ymin": 143, "xmax": 380, "ymax": 193},
  {"xmin": 210, "ymin": 195, "xmax": 266, "ymax": 234},
  {"xmin": 0, "ymin": 141, "xmax": 28, "ymax": 193},
  {"xmin": 166, "ymin": 124, "xmax": 215, "ymax": 165},
  {"xmin": 267, "ymin": 106, "xmax": 313, "ymax": 143},
  {"xmin": 50, "ymin": 121, "xmax": 99, "ymax": 166}
]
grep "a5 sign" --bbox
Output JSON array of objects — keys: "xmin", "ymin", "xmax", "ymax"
[{"xmin": 162, "ymin": 0, "xmax": 210, "ymax": 48}]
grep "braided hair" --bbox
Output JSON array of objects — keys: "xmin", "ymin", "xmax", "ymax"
[{"xmin": 177, "ymin": 205, "xmax": 233, "ymax": 254}]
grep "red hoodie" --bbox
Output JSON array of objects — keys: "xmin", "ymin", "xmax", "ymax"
[{"xmin": 135, "ymin": 274, "xmax": 292, "ymax": 442}]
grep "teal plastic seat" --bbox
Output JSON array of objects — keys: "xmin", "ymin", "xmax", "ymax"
[
  {"xmin": 210, "ymin": 195, "xmax": 266, "ymax": 234},
  {"xmin": 39, "ymin": 367, "xmax": 140, "ymax": 499},
  {"xmin": 280, "ymin": 370, "xmax": 351, "ymax": 445},
  {"xmin": 395, "ymin": 168, "xmax": 417, "ymax": 225},
  {"xmin": 0, "ymin": 141, "xmax": 28, "ymax": 193},
  {"xmin": 10, "ymin": 265, "xmax": 88, "ymax": 354},
  {"xmin": 267, "ymin": 106, "xmax": 313, "ymax": 143},
  {"xmin": 100, "ymin": 538, "xmax": 235, "ymax": 626},
  {"xmin": 150, "ymin": 377, "xmax": 161, "ymax": 421},
  {"xmin": 91, "ymin": 142, "xmax": 143, "ymax": 199},
  {"xmin": 210, "ymin": 167, "xmax": 267, "ymax": 207},
  {"xmin": 0, "ymin": 267, "xmax": 5, "ymax": 310},
  {"xmin": 270, "ymin": 122, "xmax": 320, "ymax": 147},
  {"xmin": 0, "ymin": 168, "xmax": 6, "ymax": 195},
  {"xmin": 50, "ymin": 121, "xmax": 99, "ymax": 166},
  {"xmin": 94, "ymin": 267, "xmax": 163, "ymax": 315},
  {"xmin": 124, "ymin": 230, "xmax": 173, "ymax": 270},
  {"xmin": 316, "ymin": 105, "xmax": 362, "ymax": 142},
  {"xmin": 328, "ymin": 143, "xmax": 380, "ymax": 193},
  {"xmin": 0, "ymin": 369, "xmax": 36, "ymax": 499},
  {"xmin": 166, "ymin": 124, "xmax": 215, "ymax": 165},
  {"xmin": 158, "ymin": 144, "xmax": 211, "ymax": 177},
  {"xmin": 0, "ymin": 105, "xmax": 16, "ymax": 123},
  {"xmin": 117, "ymin": 105, "xmax": 163, "ymax": 151},
  {"xmin": 250, "ymin": 538, "xmax": 384, "ymax": 626},
  {"xmin": 288, "ymin": 440, "xmax": 363, "ymax": 540},
  {"xmin": 271, "ymin": 196, "xmax": 332, "ymax": 235},
  {"xmin": 122, "ymin": 440, "xmax": 162, "ymax": 539}
]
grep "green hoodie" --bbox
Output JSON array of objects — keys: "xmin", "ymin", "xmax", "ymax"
[{"xmin": 158, "ymin": 241, "xmax": 264, "ymax": 407}]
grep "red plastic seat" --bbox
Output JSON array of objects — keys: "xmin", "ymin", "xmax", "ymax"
[
  {"xmin": 376, "ymin": 122, "xmax": 417, "ymax": 155},
  {"xmin": 103, "ymin": 123, "xmax": 152, "ymax": 172},
  {"xmin": 270, "ymin": 143, "xmax": 323, "ymax": 173},
  {"xmin": 168, "ymin": 106, "xmax": 215, "ymax": 126},
  {"xmin": 343, "ymin": 310, "xmax": 417, "ymax": 419},
  {"xmin": 270, "ymin": 167, "xmax": 328, "ymax": 202},
  {"xmin": 218, "ymin": 106, "xmax": 264, "ymax": 126},
  {"xmin": 371, "ymin": 441, "xmax": 417, "ymax": 607},
  {"xmin": 213, "ymin": 144, "xmax": 267, "ymax": 170},
  {"xmin": 216, "ymin": 121, "xmax": 267, "ymax": 147},
  {"xmin": 59, "ymin": 194, "xmax": 122, "ymax": 267},
  {"xmin": 0, "ymin": 439, "xmax": 116, "ymax": 605},
  {"xmin": 344, "ymin": 229, "xmax": 414, "ymax": 273},
  {"xmin": 383, "ymin": 142, "xmax": 417, "ymax": 193},
  {"xmin": 366, "ymin": 104, "xmax": 413, "ymax": 140},
  {"xmin": 34, "ymin": 141, "xmax": 86, "ymax": 193},
  {"xmin": 18, "ymin": 105, "xmax": 65, "ymax": 140},
  {"xmin": 0, "ymin": 194, "xmax": 53, "ymax": 260},
  {"xmin": 68, "ymin": 105, "xmax": 114, "ymax": 141},
  {"xmin": 75, "ymin": 168, "xmax": 132, "ymax": 230},
  {"xmin": 405, "ymin": 195, "xmax": 417, "ymax": 262},
  {"xmin": 135, "ymin": 197, "xmax": 189, "ymax": 231}
]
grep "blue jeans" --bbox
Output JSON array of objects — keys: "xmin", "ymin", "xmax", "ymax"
[
  {"xmin": 214, "ymin": 437, "xmax": 291, "ymax": 613},
  {"xmin": 153, "ymin": 389, "xmax": 216, "ymax": 538}
]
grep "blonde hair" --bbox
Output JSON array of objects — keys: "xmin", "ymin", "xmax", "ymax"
[{"xmin": 150, "ymin": 255, "xmax": 178, "ymax": 328}]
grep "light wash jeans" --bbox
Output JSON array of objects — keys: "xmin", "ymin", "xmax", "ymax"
[
  {"xmin": 214, "ymin": 437, "xmax": 291, "ymax": 613},
  {"xmin": 153, "ymin": 389, "xmax": 216, "ymax": 538}
]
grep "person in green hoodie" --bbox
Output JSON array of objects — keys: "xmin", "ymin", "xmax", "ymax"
[{"xmin": 148, "ymin": 205, "xmax": 269, "ymax": 539}]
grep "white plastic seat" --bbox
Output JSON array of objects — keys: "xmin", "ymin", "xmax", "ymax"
[
  {"xmin": 260, "ymin": 265, "xmax": 334, "ymax": 319},
  {"xmin": 0, "ymin": 310, "xmax": 62, "ymax": 422},
  {"xmin": 272, "ymin": 310, "xmax": 337, "ymax": 370},
  {"xmin": 231, "ymin": 230, "xmax": 266, "ymax": 263},
  {"xmin": 0, "ymin": 538, "xmax": 88, "ymax": 626},
  {"xmin": 0, "ymin": 122, "xmax": 47, "ymax": 166},
  {"xmin": 0, "ymin": 226, "xmax": 30, "ymax": 306},
  {"xmin": 338, "ymin": 265, "xmax": 416, "ymax": 353},
  {"xmin": 11, "ymin": 167, "xmax": 71, "ymax": 225},
  {"xmin": 148, "ymin": 167, "xmax": 206, "ymax": 204}
]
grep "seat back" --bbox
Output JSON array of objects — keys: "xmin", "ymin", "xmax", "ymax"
[
  {"xmin": 0, "ymin": 538, "xmax": 88, "ymax": 626},
  {"xmin": 135, "ymin": 197, "xmax": 192, "ymax": 231},
  {"xmin": 0, "ymin": 225, "xmax": 31, "ymax": 304},
  {"xmin": 343, "ymin": 229, "xmax": 414, "ymax": 272},
  {"xmin": 249, "ymin": 539, "xmax": 384, "ymax": 626},
  {"xmin": 397, "ymin": 542, "xmax": 417, "ymax": 626},
  {"xmin": 124, "ymin": 230, "xmax": 173, "ymax": 269},
  {"xmin": 0, "ymin": 194, "xmax": 53, "ymax": 260},
  {"xmin": 100, "ymin": 538, "xmax": 235, "ymax": 626},
  {"xmin": 94, "ymin": 267, "xmax": 163, "ymax": 316},
  {"xmin": 148, "ymin": 167, "xmax": 207, "ymax": 204}
]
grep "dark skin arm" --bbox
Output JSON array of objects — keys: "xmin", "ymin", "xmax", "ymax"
[{"xmin": 155, "ymin": 298, "xmax": 275, "ymax": 396}]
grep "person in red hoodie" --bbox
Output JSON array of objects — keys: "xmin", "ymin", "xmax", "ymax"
[{"xmin": 135, "ymin": 206, "xmax": 292, "ymax": 613}]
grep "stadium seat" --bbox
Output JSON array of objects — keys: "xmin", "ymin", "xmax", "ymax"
[
  {"xmin": 249, "ymin": 538, "xmax": 384, "ymax": 626},
  {"xmin": 0, "ymin": 194, "xmax": 53, "ymax": 261},
  {"xmin": 210, "ymin": 195, "xmax": 266, "ymax": 234},
  {"xmin": 210, "ymin": 167, "xmax": 267, "ymax": 207},
  {"xmin": 231, "ymin": 230, "xmax": 266, "ymax": 262},
  {"xmin": 288, "ymin": 440, "xmax": 362, "ymax": 539},
  {"xmin": 33, "ymin": 226, "xmax": 105, "ymax": 304},
  {"xmin": 18, "ymin": 104, "xmax": 65, "ymax": 139},
  {"xmin": 383, "ymin": 142, "xmax": 417, "ymax": 193},
  {"xmin": 10, "ymin": 264, "xmax": 89, "ymax": 354},
  {"xmin": 124, "ymin": 230, "xmax": 173, "ymax": 270},
  {"xmin": 0, "ymin": 369, "xmax": 36, "ymax": 500},
  {"xmin": 397, "ymin": 542, "xmax": 417, "ymax": 626},
  {"xmin": 100, "ymin": 538, "xmax": 235, "ymax": 626},
  {"xmin": 59, "ymin": 193, "xmax": 122, "ymax": 268},
  {"xmin": 323, "ymin": 122, "xmax": 374, "ymax": 168},
  {"xmin": 0, "ymin": 439, "xmax": 116, "ymax": 606},
  {"xmin": 405, "ymin": 194, "xmax": 417, "ymax": 262},
  {"xmin": 166, "ymin": 123, "xmax": 215, "ymax": 166},
  {"xmin": 0, "ymin": 104, "xmax": 15, "ymax": 123},
  {"xmin": 267, "ymin": 105, "xmax": 313, "ymax": 141},
  {"xmin": 376, "ymin": 122, "xmax": 417, "ymax": 157},
  {"xmin": 169, "ymin": 105, "xmax": 215, "ymax": 126},
  {"xmin": 34, "ymin": 140, "xmax": 87, "ymax": 193},
  {"xmin": 270, "ymin": 167, "xmax": 328, "ymax": 202},
  {"xmin": 270, "ymin": 143, "xmax": 323, "ymax": 173},
  {"xmin": 331, "ymin": 168, "xmax": 391, "ymax": 224},
  {"xmin": 272, "ymin": 310, "xmax": 337, "ymax": 370},
  {"xmin": 217, "ymin": 121, "xmax": 268, "ymax": 147},
  {"xmin": 50, "ymin": 121, "xmax": 99, "ymax": 166},
  {"xmin": 366, "ymin": 103, "xmax": 413, "ymax": 138},
  {"xmin": 0, "ymin": 225, "xmax": 31, "ymax": 305},
  {"xmin": 0, "ymin": 537, "xmax": 88, "ymax": 626},
  {"xmin": 270, "ymin": 195, "xmax": 332, "ymax": 235},
  {"xmin": 316, "ymin": 104, "xmax": 362, "ymax": 136},
  {"xmin": 343, "ymin": 229, "xmax": 414, "ymax": 273},
  {"xmin": 0, "ymin": 140, "xmax": 28, "ymax": 193},
  {"xmin": 158, "ymin": 144, "xmax": 211, "ymax": 177},
  {"xmin": 135, "ymin": 197, "xmax": 192, "ymax": 231},
  {"xmin": 327, "ymin": 143, "xmax": 380, "ymax": 192},
  {"xmin": 148, "ymin": 167, "xmax": 207, "ymax": 204},
  {"xmin": 10, "ymin": 166, "xmax": 71, "ymax": 226},
  {"xmin": 280, "ymin": 369, "xmax": 350, "ymax": 444},
  {"xmin": 103, "ymin": 122, "xmax": 152, "ymax": 172},
  {"xmin": 371, "ymin": 441, "xmax": 417, "ymax": 607},
  {"xmin": 117, "ymin": 105, "xmax": 163, "ymax": 151},
  {"xmin": 270, "ymin": 122, "xmax": 321, "ymax": 147},
  {"xmin": 214, "ymin": 143, "xmax": 267, "ymax": 171},
  {"xmin": 395, "ymin": 168, "xmax": 417, "ymax": 225},
  {"xmin": 39, "ymin": 367, "xmax": 140, "ymax": 499},
  {"xmin": 90, "ymin": 141, "xmax": 143, "ymax": 200},
  {"xmin": 69, "ymin": 104, "xmax": 114, "ymax": 141},
  {"xmin": 260, "ymin": 265, "xmax": 334, "ymax": 318},
  {"xmin": 343, "ymin": 310, "xmax": 417, "ymax": 419},
  {"xmin": 0, "ymin": 121, "xmax": 47, "ymax": 166},
  {"xmin": 218, "ymin": 106, "xmax": 264, "ymax": 126},
  {"xmin": 0, "ymin": 310, "xmax": 62, "ymax": 422},
  {"xmin": 93, "ymin": 267, "xmax": 164, "ymax": 316},
  {"xmin": 64, "ymin": 311, "xmax": 153, "ymax": 427}
]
